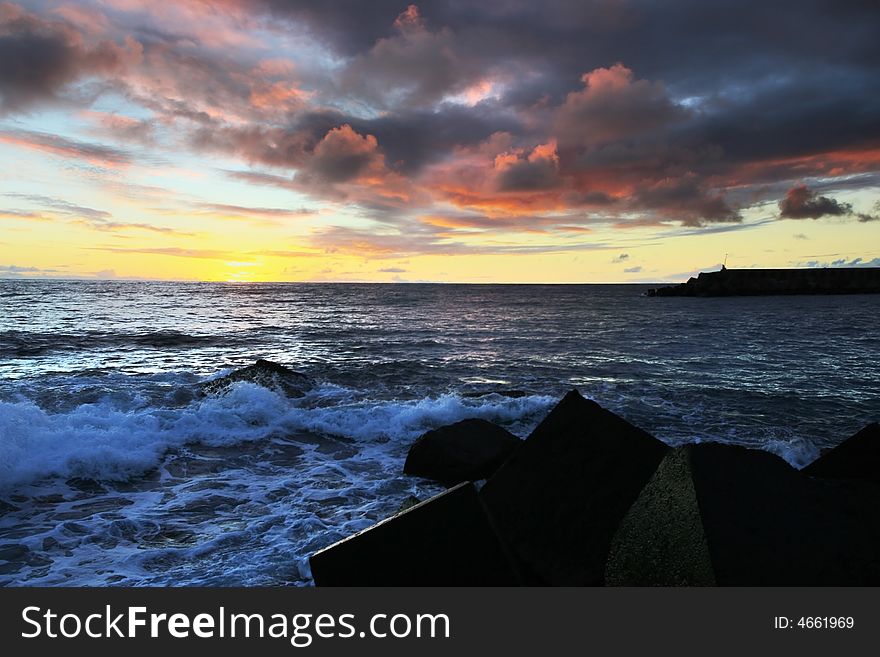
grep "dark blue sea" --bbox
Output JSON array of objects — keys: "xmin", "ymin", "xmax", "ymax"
[{"xmin": 1, "ymin": 281, "xmax": 878, "ymax": 585}]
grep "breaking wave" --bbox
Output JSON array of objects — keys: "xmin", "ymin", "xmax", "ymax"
[{"xmin": 0, "ymin": 381, "xmax": 555, "ymax": 489}]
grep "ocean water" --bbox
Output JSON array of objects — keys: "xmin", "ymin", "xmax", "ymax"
[{"xmin": 1, "ymin": 280, "xmax": 878, "ymax": 586}]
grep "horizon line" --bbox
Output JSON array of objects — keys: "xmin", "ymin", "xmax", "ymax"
[{"xmin": 0, "ymin": 277, "xmax": 674, "ymax": 285}]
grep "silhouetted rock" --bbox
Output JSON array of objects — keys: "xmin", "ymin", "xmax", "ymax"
[
  {"xmin": 404, "ymin": 419, "xmax": 522, "ymax": 485},
  {"xmin": 803, "ymin": 423, "xmax": 880, "ymax": 483},
  {"xmin": 606, "ymin": 443, "xmax": 880, "ymax": 585},
  {"xmin": 605, "ymin": 447, "xmax": 716, "ymax": 586},
  {"xmin": 479, "ymin": 389, "xmax": 669, "ymax": 585},
  {"xmin": 201, "ymin": 359, "xmax": 311, "ymax": 397},
  {"xmin": 648, "ymin": 267, "xmax": 880, "ymax": 297},
  {"xmin": 309, "ymin": 482, "xmax": 521, "ymax": 586}
]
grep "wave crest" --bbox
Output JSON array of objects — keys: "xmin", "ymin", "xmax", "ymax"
[{"xmin": 0, "ymin": 383, "xmax": 554, "ymax": 489}]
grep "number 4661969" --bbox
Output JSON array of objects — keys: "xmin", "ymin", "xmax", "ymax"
[{"xmin": 774, "ymin": 617, "xmax": 854, "ymax": 629}]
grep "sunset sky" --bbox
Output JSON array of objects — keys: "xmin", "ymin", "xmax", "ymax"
[{"xmin": 1, "ymin": 0, "xmax": 878, "ymax": 282}]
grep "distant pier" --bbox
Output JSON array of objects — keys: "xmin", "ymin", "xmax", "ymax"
[{"xmin": 647, "ymin": 267, "xmax": 880, "ymax": 297}]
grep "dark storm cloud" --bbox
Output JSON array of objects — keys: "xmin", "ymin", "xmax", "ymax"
[
  {"xmin": 631, "ymin": 176, "xmax": 741, "ymax": 227},
  {"xmin": 249, "ymin": 1, "xmax": 879, "ymax": 89},
  {"xmin": 360, "ymin": 105, "xmax": 522, "ymax": 174},
  {"xmin": 0, "ymin": 3, "xmax": 137, "ymax": 113},
  {"xmin": 246, "ymin": 0, "xmax": 417, "ymax": 55},
  {"xmin": 779, "ymin": 185, "xmax": 852, "ymax": 219},
  {"xmin": 0, "ymin": 30, "xmax": 78, "ymax": 111},
  {"xmin": 260, "ymin": 0, "xmax": 880, "ymax": 160},
  {"xmin": 194, "ymin": 103, "xmax": 520, "ymax": 178},
  {"xmin": 495, "ymin": 154, "xmax": 561, "ymax": 192},
  {"xmin": 338, "ymin": 4, "xmax": 486, "ymax": 109},
  {"xmin": 687, "ymin": 73, "xmax": 880, "ymax": 169}
]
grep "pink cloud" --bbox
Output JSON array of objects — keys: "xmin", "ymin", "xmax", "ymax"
[{"xmin": 555, "ymin": 63, "xmax": 687, "ymax": 147}]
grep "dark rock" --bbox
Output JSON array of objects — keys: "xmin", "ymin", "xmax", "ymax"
[
  {"xmin": 404, "ymin": 419, "xmax": 522, "ymax": 485},
  {"xmin": 309, "ymin": 482, "xmax": 522, "ymax": 586},
  {"xmin": 605, "ymin": 447, "xmax": 716, "ymax": 586},
  {"xmin": 607, "ymin": 443, "xmax": 880, "ymax": 585},
  {"xmin": 803, "ymin": 423, "xmax": 880, "ymax": 483},
  {"xmin": 480, "ymin": 389, "xmax": 669, "ymax": 585},
  {"xmin": 167, "ymin": 386, "xmax": 196, "ymax": 406},
  {"xmin": 201, "ymin": 359, "xmax": 311, "ymax": 397}
]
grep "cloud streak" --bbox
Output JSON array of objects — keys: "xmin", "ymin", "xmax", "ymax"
[
  {"xmin": 88, "ymin": 246, "xmax": 236, "ymax": 259},
  {"xmin": 0, "ymin": 129, "xmax": 130, "ymax": 166}
]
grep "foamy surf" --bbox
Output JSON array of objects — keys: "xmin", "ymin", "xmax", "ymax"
[
  {"xmin": 0, "ymin": 382, "xmax": 556, "ymax": 490},
  {"xmin": 0, "ymin": 380, "xmax": 557, "ymax": 587}
]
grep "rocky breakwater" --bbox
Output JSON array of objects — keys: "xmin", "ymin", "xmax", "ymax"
[
  {"xmin": 309, "ymin": 390, "xmax": 880, "ymax": 586},
  {"xmin": 648, "ymin": 267, "xmax": 880, "ymax": 297}
]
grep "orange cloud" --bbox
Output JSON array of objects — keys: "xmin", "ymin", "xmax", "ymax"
[
  {"xmin": 310, "ymin": 124, "xmax": 383, "ymax": 181},
  {"xmin": 728, "ymin": 147, "xmax": 880, "ymax": 188},
  {"xmin": 393, "ymin": 4, "xmax": 425, "ymax": 33},
  {"xmin": 425, "ymin": 137, "xmax": 581, "ymax": 215},
  {"xmin": 249, "ymin": 80, "xmax": 309, "ymax": 111}
]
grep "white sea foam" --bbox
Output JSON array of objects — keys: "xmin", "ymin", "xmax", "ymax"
[
  {"xmin": 272, "ymin": 390, "xmax": 554, "ymax": 443},
  {"xmin": 0, "ymin": 382, "xmax": 555, "ymax": 489},
  {"xmin": 0, "ymin": 380, "xmax": 553, "ymax": 585},
  {"xmin": 763, "ymin": 437, "xmax": 821, "ymax": 469}
]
